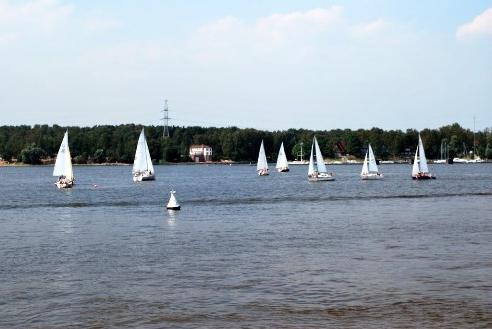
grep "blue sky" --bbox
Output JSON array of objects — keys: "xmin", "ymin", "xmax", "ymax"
[{"xmin": 1, "ymin": 0, "xmax": 491, "ymax": 131}]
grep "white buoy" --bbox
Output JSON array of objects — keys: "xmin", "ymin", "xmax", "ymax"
[{"xmin": 166, "ymin": 190, "xmax": 181, "ymax": 210}]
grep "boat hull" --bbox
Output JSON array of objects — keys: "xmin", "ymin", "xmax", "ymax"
[
  {"xmin": 133, "ymin": 173, "xmax": 155, "ymax": 182},
  {"xmin": 308, "ymin": 173, "xmax": 335, "ymax": 182},
  {"xmin": 361, "ymin": 173, "xmax": 384, "ymax": 180},
  {"xmin": 55, "ymin": 180, "xmax": 74, "ymax": 189},
  {"xmin": 258, "ymin": 170, "xmax": 269, "ymax": 176},
  {"xmin": 412, "ymin": 174, "xmax": 436, "ymax": 180},
  {"xmin": 166, "ymin": 205, "xmax": 181, "ymax": 210},
  {"xmin": 277, "ymin": 168, "xmax": 289, "ymax": 173}
]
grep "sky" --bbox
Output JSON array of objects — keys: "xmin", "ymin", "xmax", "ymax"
[{"xmin": 0, "ymin": 0, "xmax": 491, "ymax": 131}]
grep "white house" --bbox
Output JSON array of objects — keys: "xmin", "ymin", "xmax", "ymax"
[{"xmin": 189, "ymin": 144, "xmax": 213, "ymax": 162}]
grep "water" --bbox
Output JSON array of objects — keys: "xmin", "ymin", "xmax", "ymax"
[{"xmin": 1, "ymin": 164, "xmax": 491, "ymax": 328}]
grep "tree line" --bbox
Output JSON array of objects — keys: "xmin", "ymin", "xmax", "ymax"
[{"xmin": 0, "ymin": 123, "xmax": 491, "ymax": 164}]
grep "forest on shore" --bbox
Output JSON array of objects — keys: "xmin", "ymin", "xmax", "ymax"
[{"xmin": 0, "ymin": 123, "xmax": 491, "ymax": 164}]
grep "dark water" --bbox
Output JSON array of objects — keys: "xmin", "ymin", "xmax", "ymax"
[{"xmin": 1, "ymin": 164, "xmax": 491, "ymax": 328}]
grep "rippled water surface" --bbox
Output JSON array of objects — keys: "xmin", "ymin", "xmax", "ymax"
[{"xmin": 1, "ymin": 164, "xmax": 491, "ymax": 328}]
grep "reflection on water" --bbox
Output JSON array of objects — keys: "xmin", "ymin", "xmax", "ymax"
[
  {"xmin": 0, "ymin": 164, "xmax": 491, "ymax": 328},
  {"xmin": 167, "ymin": 210, "xmax": 178, "ymax": 226}
]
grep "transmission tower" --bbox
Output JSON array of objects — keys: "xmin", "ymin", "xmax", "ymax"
[{"xmin": 161, "ymin": 99, "xmax": 170, "ymax": 138}]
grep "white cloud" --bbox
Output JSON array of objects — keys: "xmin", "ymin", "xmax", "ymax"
[
  {"xmin": 351, "ymin": 18, "xmax": 386, "ymax": 37},
  {"xmin": 456, "ymin": 7, "xmax": 492, "ymax": 39},
  {"xmin": 82, "ymin": 17, "xmax": 121, "ymax": 32},
  {"xmin": 189, "ymin": 6, "xmax": 345, "ymax": 62},
  {"xmin": 0, "ymin": 0, "xmax": 73, "ymax": 29},
  {"xmin": 254, "ymin": 6, "xmax": 343, "ymax": 43},
  {"xmin": 0, "ymin": 32, "xmax": 17, "ymax": 45},
  {"xmin": 0, "ymin": 0, "xmax": 73, "ymax": 45}
]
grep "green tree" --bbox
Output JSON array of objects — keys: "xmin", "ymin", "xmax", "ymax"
[
  {"xmin": 93, "ymin": 149, "xmax": 105, "ymax": 163},
  {"xmin": 485, "ymin": 132, "xmax": 492, "ymax": 159},
  {"xmin": 20, "ymin": 144, "xmax": 46, "ymax": 164}
]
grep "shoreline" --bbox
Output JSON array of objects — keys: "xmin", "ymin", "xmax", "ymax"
[{"xmin": 1, "ymin": 160, "xmax": 489, "ymax": 167}]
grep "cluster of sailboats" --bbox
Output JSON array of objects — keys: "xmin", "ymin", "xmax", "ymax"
[
  {"xmin": 53, "ymin": 128, "xmax": 179, "ymax": 209},
  {"xmin": 256, "ymin": 134, "xmax": 435, "ymax": 181},
  {"xmin": 51, "ymin": 128, "xmax": 436, "ymax": 201}
]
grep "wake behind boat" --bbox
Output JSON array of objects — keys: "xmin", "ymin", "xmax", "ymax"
[
  {"xmin": 275, "ymin": 142, "xmax": 289, "ymax": 172},
  {"xmin": 257, "ymin": 140, "xmax": 269, "ymax": 176},
  {"xmin": 412, "ymin": 134, "xmax": 436, "ymax": 180},
  {"xmin": 53, "ymin": 130, "xmax": 74, "ymax": 189},
  {"xmin": 308, "ymin": 136, "xmax": 334, "ymax": 181},
  {"xmin": 361, "ymin": 144, "xmax": 383, "ymax": 180},
  {"xmin": 133, "ymin": 128, "xmax": 155, "ymax": 182}
]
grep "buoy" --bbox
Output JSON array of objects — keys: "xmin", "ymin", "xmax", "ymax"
[{"xmin": 166, "ymin": 190, "xmax": 181, "ymax": 210}]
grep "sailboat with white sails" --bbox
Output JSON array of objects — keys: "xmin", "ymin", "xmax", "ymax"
[
  {"xmin": 412, "ymin": 134, "xmax": 436, "ymax": 180},
  {"xmin": 361, "ymin": 144, "xmax": 383, "ymax": 180},
  {"xmin": 308, "ymin": 136, "xmax": 334, "ymax": 181},
  {"xmin": 133, "ymin": 128, "xmax": 155, "ymax": 182},
  {"xmin": 275, "ymin": 142, "xmax": 289, "ymax": 172},
  {"xmin": 257, "ymin": 140, "xmax": 269, "ymax": 176},
  {"xmin": 53, "ymin": 130, "xmax": 74, "ymax": 189}
]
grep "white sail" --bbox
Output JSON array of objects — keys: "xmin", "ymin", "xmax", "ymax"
[
  {"xmin": 418, "ymin": 134, "xmax": 429, "ymax": 173},
  {"xmin": 368, "ymin": 144, "xmax": 379, "ymax": 173},
  {"xmin": 314, "ymin": 137, "xmax": 327, "ymax": 173},
  {"xmin": 257, "ymin": 140, "xmax": 268, "ymax": 171},
  {"xmin": 53, "ymin": 131, "xmax": 73, "ymax": 181},
  {"xmin": 133, "ymin": 128, "xmax": 154, "ymax": 174},
  {"xmin": 275, "ymin": 142, "xmax": 289, "ymax": 169},
  {"xmin": 308, "ymin": 142, "xmax": 315, "ymax": 176},
  {"xmin": 412, "ymin": 146, "xmax": 419, "ymax": 177},
  {"xmin": 361, "ymin": 151, "xmax": 369, "ymax": 175}
]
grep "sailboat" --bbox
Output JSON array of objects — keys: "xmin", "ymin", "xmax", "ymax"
[
  {"xmin": 275, "ymin": 142, "xmax": 289, "ymax": 172},
  {"xmin": 412, "ymin": 134, "xmax": 436, "ymax": 180},
  {"xmin": 361, "ymin": 144, "xmax": 383, "ymax": 180},
  {"xmin": 257, "ymin": 140, "xmax": 269, "ymax": 176},
  {"xmin": 53, "ymin": 130, "xmax": 74, "ymax": 189},
  {"xmin": 308, "ymin": 136, "xmax": 334, "ymax": 181},
  {"xmin": 133, "ymin": 128, "xmax": 155, "ymax": 182}
]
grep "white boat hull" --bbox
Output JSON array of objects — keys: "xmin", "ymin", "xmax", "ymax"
[
  {"xmin": 55, "ymin": 179, "xmax": 74, "ymax": 189},
  {"xmin": 361, "ymin": 173, "xmax": 384, "ymax": 180},
  {"xmin": 308, "ymin": 173, "xmax": 335, "ymax": 182}
]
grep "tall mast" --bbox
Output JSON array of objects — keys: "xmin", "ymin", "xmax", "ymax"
[{"xmin": 473, "ymin": 116, "xmax": 476, "ymax": 157}]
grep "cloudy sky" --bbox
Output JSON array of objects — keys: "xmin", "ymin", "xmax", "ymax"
[{"xmin": 1, "ymin": 0, "xmax": 491, "ymax": 130}]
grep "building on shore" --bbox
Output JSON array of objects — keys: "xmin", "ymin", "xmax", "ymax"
[{"xmin": 189, "ymin": 144, "xmax": 213, "ymax": 162}]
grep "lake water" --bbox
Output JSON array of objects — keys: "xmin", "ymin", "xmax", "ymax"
[{"xmin": 1, "ymin": 164, "xmax": 491, "ymax": 328}]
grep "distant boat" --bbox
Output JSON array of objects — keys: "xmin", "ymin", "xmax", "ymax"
[
  {"xmin": 289, "ymin": 142, "xmax": 309, "ymax": 165},
  {"xmin": 53, "ymin": 130, "xmax": 74, "ymax": 189},
  {"xmin": 412, "ymin": 134, "xmax": 436, "ymax": 180},
  {"xmin": 166, "ymin": 190, "xmax": 181, "ymax": 210},
  {"xmin": 257, "ymin": 140, "xmax": 269, "ymax": 176},
  {"xmin": 133, "ymin": 128, "xmax": 155, "ymax": 182},
  {"xmin": 361, "ymin": 144, "xmax": 383, "ymax": 180},
  {"xmin": 308, "ymin": 136, "xmax": 334, "ymax": 181},
  {"xmin": 434, "ymin": 139, "xmax": 449, "ymax": 164},
  {"xmin": 275, "ymin": 142, "xmax": 289, "ymax": 172},
  {"xmin": 453, "ymin": 156, "xmax": 485, "ymax": 164}
]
